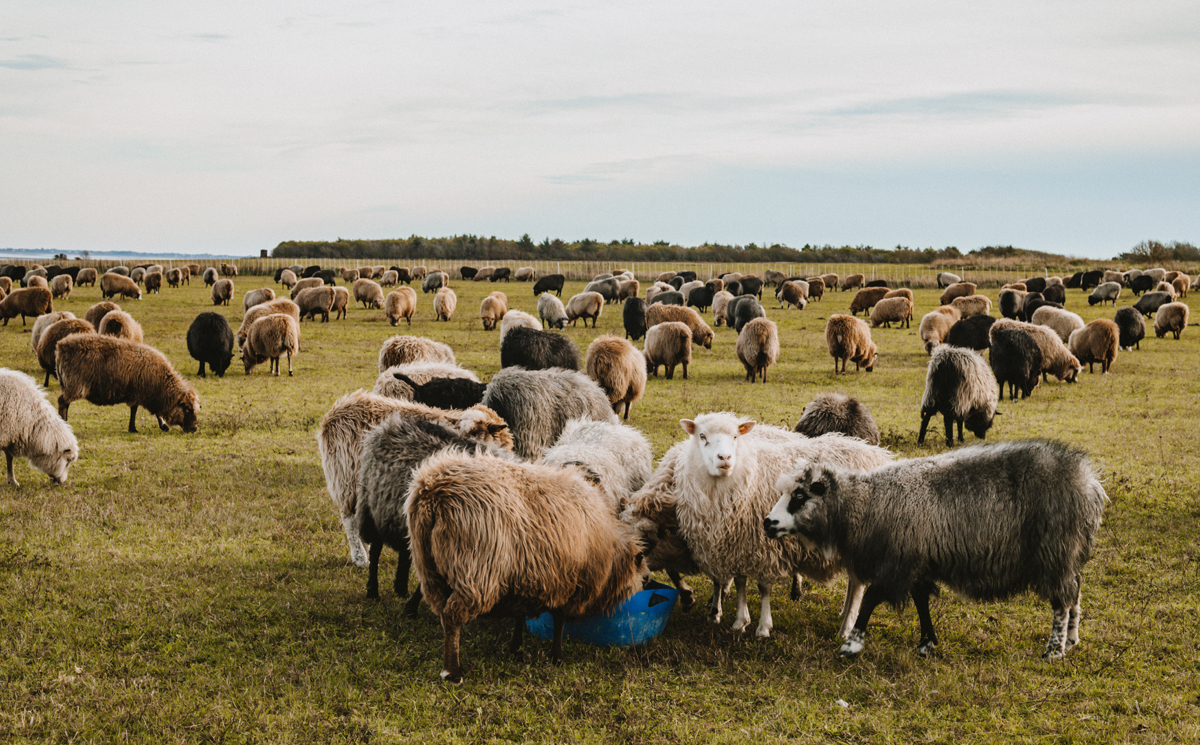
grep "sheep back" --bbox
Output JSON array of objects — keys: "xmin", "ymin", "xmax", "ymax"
[
  {"xmin": 586, "ymin": 335, "xmax": 647, "ymax": 418},
  {"xmin": 500, "ymin": 326, "xmax": 581, "ymax": 371},
  {"xmin": 378, "ymin": 335, "xmax": 455, "ymax": 371},
  {"xmin": 825, "ymin": 314, "xmax": 876, "ymax": 373},
  {"xmin": 0, "ymin": 287, "xmax": 54, "ymax": 325},
  {"xmin": 187, "ymin": 311, "xmax": 235, "ymax": 378},
  {"xmin": 481, "ymin": 367, "xmax": 617, "ymax": 459},
  {"xmin": 794, "ymin": 393, "xmax": 880, "ymax": 445},
  {"xmin": 736, "ymin": 317, "xmax": 779, "ymax": 383},
  {"xmin": 1153, "ymin": 302, "xmax": 1189, "ymax": 340}
]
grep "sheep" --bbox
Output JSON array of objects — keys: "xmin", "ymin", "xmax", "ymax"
[
  {"xmin": 990, "ymin": 327, "xmax": 1043, "ymax": 401},
  {"xmin": 242, "ymin": 288, "xmax": 275, "ymax": 312},
  {"xmin": 221, "ymin": 263, "xmax": 238, "ymax": 277},
  {"xmin": 645, "ymin": 304, "xmax": 715, "ymax": 348},
  {"xmin": 1172, "ymin": 275, "xmax": 1190, "ymax": 297},
  {"xmin": 1043, "ymin": 284, "xmax": 1067, "ymax": 304},
  {"xmin": 730, "ymin": 295, "xmax": 766, "ymax": 334},
  {"xmin": 50, "ymin": 274, "xmax": 72, "ymax": 300},
  {"xmin": 0, "ymin": 287, "xmax": 53, "ymax": 326},
  {"xmin": 644, "ymin": 282, "xmax": 670, "ymax": 304},
  {"xmin": 764, "ymin": 270, "xmax": 787, "ymax": 287},
  {"xmin": 764, "ymin": 440, "xmax": 1107, "ymax": 659},
  {"xmin": 541, "ymin": 418, "xmax": 654, "ymax": 511},
  {"xmin": 428, "ymin": 286, "xmax": 453, "ymax": 321},
  {"xmin": 1081, "ymin": 270, "xmax": 1108, "ymax": 289},
  {"xmin": 565, "ymin": 291, "xmax": 604, "ymax": 327},
  {"xmin": 739, "ymin": 277, "xmax": 766, "ymax": 298},
  {"xmin": 939, "ymin": 282, "xmax": 977, "ymax": 305},
  {"xmin": 1129, "ymin": 274, "xmax": 1156, "ymax": 296},
  {"xmin": 841, "ymin": 274, "xmax": 864, "ymax": 291},
  {"xmin": 686, "ymin": 285, "xmax": 716, "ymax": 313},
  {"xmin": 1031, "ymin": 306, "xmax": 1084, "ymax": 343},
  {"xmin": 106, "ymin": 266, "xmax": 129, "ymax": 276},
  {"xmin": 31, "ymin": 311, "xmax": 75, "ymax": 352},
  {"xmin": 423, "ymin": 272, "xmax": 449, "ymax": 294},
  {"xmin": 679, "ymin": 280, "xmax": 704, "ymax": 301},
  {"xmin": 353, "ymin": 278, "xmax": 384, "ymax": 309},
  {"xmin": 1153, "ymin": 302, "xmax": 1189, "ymax": 340},
  {"xmin": 936, "ymin": 271, "xmax": 961, "ymax": 288},
  {"xmin": 25, "ymin": 276, "xmax": 48, "ymax": 290},
  {"xmin": 1155, "ymin": 281, "xmax": 1177, "ymax": 298},
  {"xmin": 820, "ymin": 273, "xmax": 839, "ymax": 291},
  {"xmin": 75, "ymin": 268, "xmax": 97, "ymax": 287},
  {"xmin": 1020, "ymin": 293, "xmax": 1064, "ymax": 322},
  {"xmin": 514, "ymin": 266, "xmax": 535, "ymax": 281},
  {"xmin": 651, "ymin": 289, "xmax": 684, "ymax": 306},
  {"xmin": 473, "ymin": 266, "xmax": 495, "ymax": 282},
  {"xmin": 999, "ymin": 288, "xmax": 1028, "ymax": 319},
  {"xmin": 341, "ymin": 268, "xmax": 360, "ymax": 284},
  {"xmin": 712, "ymin": 290, "xmax": 734, "ymax": 327},
  {"xmin": 586, "ymin": 335, "xmax": 647, "ymax": 419},
  {"xmin": 165, "ymin": 268, "xmax": 183, "ymax": 288},
  {"xmin": 186, "ymin": 311, "xmax": 235, "ymax": 378},
  {"xmin": 499, "ymin": 326, "xmax": 581, "ymax": 371},
  {"xmin": 98, "ymin": 310, "xmax": 144, "ymax": 343},
  {"xmin": 870, "ymin": 296, "xmax": 913, "ymax": 329},
  {"xmin": 668, "ymin": 276, "xmax": 685, "ymax": 291},
  {"xmin": 1102, "ymin": 270, "xmax": 1124, "ymax": 285},
  {"xmin": 36, "ymin": 318, "xmax": 94, "ymax": 387},
  {"xmin": 479, "ymin": 295, "xmax": 506, "ymax": 330},
  {"xmin": 1123, "ymin": 269, "xmax": 1143, "ymax": 285},
  {"xmin": 533, "ymin": 274, "xmax": 565, "ymax": 297},
  {"xmin": 393, "ymin": 267, "xmax": 413, "ymax": 284},
  {"xmin": 919, "ymin": 306, "xmax": 961, "ymax": 354},
  {"xmin": 884, "ymin": 287, "xmax": 914, "ymax": 304},
  {"xmin": 918, "ymin": 345, "xmax": 998, "ymax": 447},
  {"xmin": 211, "ymin": 278, "xmax": 234, "ymax": 306},
  {"xmin": 0, "ymin": 369, "xmax": 79, "ymax": 486},
  {"xmin": 991, "ymin": 318, "xmax": 1082, "ymax": 383},
  {"xmin": 805, "ymin": 277, "xmax": 825, "ymax": 301},
  {"xmin": 236, "ymin": 298, "xmax": 301, "ymax": 346},
  {"xmin": 1113, "ymin": 306, "xmax": 1145, "ymax": 350},
  {"xmin": 538, "ymin": 292, "xmax": 569, "ymax": 331},
  {"xmin": 1002, "ymin": 282, "xmax": 1027, "ymax": 292},
  {"xmin": 100, "ymin": 273, "xmax": 141, "ymax": 301},
  {"xmin": 794, "ymin": 393, "xmax": 880, "ymax": 446},
  {"xmin": 1163, "ymin": 270, "xmax": 1180, "ymax": 283},
  {"xmin": 385, "ymin": 287, "xmax": 417, "ymax": 326},
  {"xmin": 825, "ymin": 314, "xmax": 876, "ymax": 374},
  {"xmin": 378, "ymin": 335, "xmax": 455, "ymax": 371},
  {"xmin": 1062, "ymin": 319, "xmax": 1119, "ymax": 375},
  {"xmin": 79, "ymin": 302, "xmax": 116, "ymax": 330},
  {"xmin": 865, "ymin": 279, "xmax": 888, "ymax": 288},
  {"xmin": 410, "ymin": 265, "xmax": 428, "ymax": 280},
  {"xmin": 736, "ymin": 317, "xmax": 779, "ymax": 383},
  {"xmin": 295, "ymin": 286, "xmax": 335, "ymax": 322},
  {"xmin": 1022, "ymin": 277, "xmax": 1049, "ymax": 294},
  {"xmin": 388, "ymin": 372, "xmax": 487, "ymax": 410},
  {"xmin": 1088, "ymin": 282, "xmax": 1122, "ymax": 306},
  {"xmin": 944, "ymin": 315, "xmax": 996, "ymax": 351},
  {"xmin": 481, "ymin": 366, "xmax": 618, "ymax": 460},
  {"xmin": 200, "ymin": 268, "xmax": 218, "ymax": 286},
  {"xmin": 849, "ymin": 287, "xmax": 889, "ymax": 316},
  {"xmin": 406, "ymin": 449, "xmax": 648, "ymax": 684},
  {"xmin": 1130, "ymin": 290, "xmax": 1172, "ymax": 318},
  {"xmin": 951, "ymin": 294, "xmax": 992, "ymax": 319},
  {"xmin": 241, "ymin": 313, "xmax": 299, "ymax": 376},
  {"xmin": 643, "ymin": 321, "xmax": 692, "ymax": 380},
  {"xmin": 618, "ymin": 279, "xmax": 641, "ymax": 301},
  {"xmin": 55, "ymin": 335, "xmax": 200, "ymax": 433},
  {"xmin": 777, "ymin": 281, "xmax": 808, "ymax": 310}
]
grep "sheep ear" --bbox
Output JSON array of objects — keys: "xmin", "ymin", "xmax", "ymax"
[
  {"xmin": 487, "ymin": 423, "xmax": 507, "ymax": 434},
  {"xmin": 737, "ymin": 420, "xmax": 756, "ymax": 435},
  {"xmin": 680, "ymin": 419, "xmax": 696, "ymax": 435}
]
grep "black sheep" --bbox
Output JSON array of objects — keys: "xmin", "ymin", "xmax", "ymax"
[
  {"xmin": 422, "ymin": 272, "xmax": 445, "ymax": 293},
  {"xmin": 1042, "ymin": 283, "xmax": 1066, "ymax": 304},
  {"xmin": 315, "ymin": 269, "xmax": 337, "ymax": 285},
  {"xmin": 686, "ymin": 286, "xmax": 715, "ymax": 312},
  {"xmin": 1113, "ymin": 306, "xmax": 1145, "ymax": 350},
  {"xmin": 739, "ymin": 277, "xmax": 765, "ymax": 298},
  {"xmin": 668, "ymin": 276, "xmax": 685, "ymax": 290},
  {"xmin": 1023, "ymin": 277, "xmax": 1048, "ymax": 293},
  {"xmin": 725, "ymin": 280, "xmax": 741, "ymax": 296},
  {"xmin": 1021, "ymin": 295, "xmax": 1063, "ymax": 322},
  {"xmin": 677, "ymin": 270, "xmax": 698, "ymax": 283},
  {"xmin": 392, "ymin": 373, "xmax": 487, "ymax": 410},
  {"xmin": 460, "ymin": 266, "xmax": 478, "ymax": 280},
  {"xmin": 393, "ymin": 267, "xmax": 412, "ymax": 284},
  {"xmin": 186, "ymin": 311, "xmax": 235, "ymax": 378},
  {"xmin": 1133, "ymin": 291, "xmax": 1173, "ymax": 318},
  {"xmin": 1080, "ymin": 270, "xmax": 1104, "ymax": 290},
  {"xmin": 731, "ymin": 295, "xmax": 765, "ymax": 333},
  {"xmin": 1129, "ymin": 274, "xmax": 1156, "ymax": 296},
  {"xmin": 865, "ymin": 279, "xmax": 888, "ymax": 288},
  {"xmin": 944, "ymin": 315, "xmax": 996, "ymax": 351},
  {"xmin": 273, "ymin": 267, "xmax": 286, "ymax": 283},
  {"xmin": 500, "ymin": 326, "xmax": 581, "ymax": 371},
  {"xmin": 490, "ymin": 267, "xmax": 512, "ymax": 282},
  {"xmin": 989, "ymin": 327, "xmax": 1042, "ymax": 401},
  {"xmin": 1065, "ymin": 271, "xmax": 1083, "ymax": 289},
  {"xmin": 301, "ymin": 264, "xmax": 321, "ymax": 278},
  {"xmin": 651, "ymin": 290, "xmax": 684, "ymax": 306},
  {"xmin": 623, "ymin": 297, "xmax": 647, "ymax": 341},
  {"xmin": 533, "ymin": 274, "xmax": 565, "ymax": 297},
  {"xmin": 1000, "ymin": 290, "xmax": 1024, "ymax": 320}
]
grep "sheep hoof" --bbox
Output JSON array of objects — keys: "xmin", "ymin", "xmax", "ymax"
[
  {"xmin": 7, "ymin": 477, "xmax": 18, "ymax": 487},
  {"xmin": 839, "ymin": 630, "xmax": 866, "ymax": 658},
  {"xmin": 678, "ymin": 590, "xmax": 694, "ymax": 611},
  {"xmin": 439, "ymin": 670, "xmax": 463, "ymax": 685},
  {"xmin": 1042, "ymin": 647, "xmax": 1065, "ymax": 660},
  {"xmin": 916, "ymin": 641, "xmax": 937, "ymax": 658}
]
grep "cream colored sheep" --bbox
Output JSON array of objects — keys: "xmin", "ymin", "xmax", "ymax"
[
  {"xmin": 736, "ymin": 317, "xmax": 779, "ymax": 383},
  {"xmin": 826, "ymin": 314, "xmax": 876, "ymax": 374},
  {"xmin": 433, "ymin": 287, "xmax": 457, "ymax": 321}
]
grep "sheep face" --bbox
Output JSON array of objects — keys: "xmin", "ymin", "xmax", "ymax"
[
  {"xmin": 160, "ymin": 398, "xmax": 200, "ymax": 433},
  {"xmin": 763, "ymin": 464, "xmax": 837, "ymax": 560},
  {"xmin": 30, "ymin": 443, "xmax": 78, "ymax": 484},
  {"xmin": 680, "ymin": 416, "xmax": 755, "ymax": 477}
]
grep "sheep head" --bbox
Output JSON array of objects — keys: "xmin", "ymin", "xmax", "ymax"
[{"xmin": 680, "ymin": 414, "xmax": 755, "ymax": 478}]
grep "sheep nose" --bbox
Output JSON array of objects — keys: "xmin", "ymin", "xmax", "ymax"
[{"xmin": 762, "ymin": 518, "xmax": 776, "ymax": 536}]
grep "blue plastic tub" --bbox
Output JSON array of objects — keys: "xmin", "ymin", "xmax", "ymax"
[{"xmin": 525, "ymin": 580, "xmax": 679, "ymax": 647}]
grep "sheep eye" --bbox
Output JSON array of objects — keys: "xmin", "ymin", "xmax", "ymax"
[{"xmin": 810, "ymin": 481, "xmax": 826, "ymax": 496}]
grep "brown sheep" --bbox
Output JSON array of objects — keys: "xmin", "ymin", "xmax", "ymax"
[
  {"xmin": 279, "ymin": 269, "xmax": 297, "ymax": 289},
  {"xmin": 186, "ymin": 263, "xmax": 202, "ymax": 278},
  {"xmin": 75, "ymin": 268, "xmax": 97, "ymax": 287},
  {"xmin": 36, "ymin": 318, "xmax": 95, "ymax": 386},
  {"xmin": 884, "ymin": 288, "xmax": 914, "ymax": 303},
  {"xmin": 841, "ymin": 274, "xmax": 864, "ymax": 292},
  {"xmin": 220, "ymin": 263, "xmax": 238, "ymax": 277},
  {"xmin": 1172, "ymin": 275, "xmax": 1190, "ymax": 297},
  {"xmin": 385, "ymin": 287, "xmax": 417, "ymax": 326},
  {"xmin": 378, "ymin": 335, "xmax": 455, "ymax": 371},
  {"xmin": 870, "ymin": 296, "xmax": 913, "ymax": 328},
  {"xmin": 1153, "ymin": 302, "xmax": 1189, "ymax": 340},
  {"xmin": 26, "ymin": 276, "xmax": 48, "ymax": 290},
  {"xmin": 289, "ymin": 277, "xmax": 323, "ymax": 299},
  {"xmin": 778, "ymin": 281, "xmax": 808, "ymax": 310},
  {"xmin": 295, "ymin": 286, "xmax": 335, "ymax": 322},
  {"xmin": 0, "ymin": 287, "xmax": 53, "ymax": 326},
  {"xmin": 618, "ymin": 279, "xmax": 640, "ymax": 300},
  {"xmin": 31, "ymin": 311, "xmax": 75, "ymax": 352},
  {"xmin": 586, "ymin": 335, "xmax": 647, "ymax": 419},
  {"xmin": 242, "ymin": 313, "xmax": 300, "ymax": 376},
  {"xmin": 920, "ymin": 306, "xmax": 961, "ymax": 354},
  {"xmin": 1164, "ymin": 271, "xmax": 1180, "ymax": 283},
  {"xmin": 712, "ymin": 290, "xmax": 734, "ymax": 327},
  {"xmin": 83, "ymin": 301, "xmax": 120, "ymax": 329},
  {"xmin": 1002, "ymin": 282, "xmax": 1028, "ymax": 291},
  {"xmin": 242, "ymin": 288, "xmax": 276, "ymax": 312},
  {"xmin": 0, "ymin": 276, "xmax": 13, "ymax": 293},
  {"xmin": 805, "ymin": 277, "xmax": 825, "ymax": 301},
  {"xmin": 479, "ymin": 295, "xmax": 506, "ymax": 330},
  {"xmin": 410, "ymin": 265, "xmax": 428, "ymax": 279},
  {"xmin": 55, "ymin": 334, "xmax": 200, "ymax": 433},
  {"xmin": 826, "ymin": 314, "xmax": 876, "ymax": 374},
  {"xmin": 144, "ymin": 272, "xmax": 162, "ymax": 294},
  {"xmin": 474, "ymin": 266, "xmax": 495, "ymax": 282},
  {"xmin": 100, "ymin": 273, "xmax": 141, "ymax": 301},
  {"xmin": 406, "ymin": 448, "xmax": 648, "ymax": 684},
  {"xmin": 98, "ymin": 310, "xmax": 144, "ymax": 343},
  {"xmin": 820, "ymin": 273, "xmax": 839, "ymax": 291},
  {"xmin": 211, "ymin": 278, "xmax": 234, "ymax": 306},
  {"xmin": 379, "ymin": 270, "xmax": 398, "ymax": 286},
  {"xmin": 341, "ymin": 268, "xmax": 360, "ymax": 283},
  {"xmin": 643, "ymin": 321, "xmax": 692, "ymax": 379},
  {"xmin": 656, "ymin": 271, "xmax": 677, "ymax": 283},
  {"xmin": 178, "ymin": 266, "xmax": 191, "ymax": 285},
  {"xmin": 1067, "ymin": 319, "xmax": 1120, "ymax": 373},
  {"xmin": 951, "ymin": 294, "xmax": 992, "ymax": 319},
  {"xmin": 353, "ymin": 278, "xmax": 384, "ymax": 309},
  {"xmin": 356, "ymin": 266, "xmax": 375, "ymax": 280},
  {"xmin": 237, "ymin": 298, "xmax": 301, "ymax": 346},
  {"xmin": 644, "ymin": 304, "xmax": 714, "ymax": 349},
  {"xmin": 433, "ymin": 287, "xmax": 457, "ymax": 321},
  {"xmin": 848, "ymin": 287, "xmax": 889, "ymax": 316},
  {"xmin": 166, "ymin": 268, "xmax": 183, "ymax": 288},
  {"xmin": 990, "ymin": 319, "xmax": 1081, "ymax": 382},
  {"xmin": 939, "ymin": 282, "xmax": 977, "ymax": 305},
  {"xmin": 565, "ymin": 291, "xmax": 604, "ymax": 328},
  {"xmin": 736, "ymin": 317, "xmax": 779, "ymax": 383},
  {"xmin": 331, "ymin": 286, "xmax": 350, "ymax": 320},
  {"xmin": 50, "ymin": 274, "xmax": 72, "ymax": 300}
]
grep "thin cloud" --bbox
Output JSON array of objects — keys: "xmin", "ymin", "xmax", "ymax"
[
  {"xmin": 0, "ymin": 54, "xmax": 69, "ymax": 70},
  {"xmin": 827, "ymin": 90, "xmax": 1091, "ymax": 119}
]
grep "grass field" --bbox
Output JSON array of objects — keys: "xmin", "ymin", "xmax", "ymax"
[{"xmin": 1, "ymin": 273, "xmax": 1198, "ymax": 743}]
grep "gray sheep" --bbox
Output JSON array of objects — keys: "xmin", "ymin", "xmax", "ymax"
[
  {"xmin": 794, "ymin": 393, "xmax": 880, "ymax": 446},
  {"xmin": 918, "ymin": 345, "xmax": 998, "ymax": 447},
  {"xmin": 481, "ymin": 366, "xmax": 618, "ymax": 460}
]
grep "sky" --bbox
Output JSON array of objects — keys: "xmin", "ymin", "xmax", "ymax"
[{"xmin": 3, "ymin": 1, "xmax": 1199, "ymax": 259}]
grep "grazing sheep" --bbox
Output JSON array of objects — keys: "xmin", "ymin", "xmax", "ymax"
[
  {"xmin": 764, "ymin": 270, "xmax": 787, "ymax": 287},
  {"xmin": 825, "ymin": 314, "xmax": 876, "ymax": 374},
  {"xmin": 841, "ymin": 274, "xmax": 864, "ymax": 291},
  {"xmin": 668, "ymin": 276, "xmax": 685, "ymax": 291},
  {"xmin": 81, "ymin": 302, "xmax": 118, "ymax": 330},
  {"xmin": 201, "ymin": 268, "xmax": 218, "ymax": 286},
  {"xmin": 1155, "ymin": 281, "xmax": 1177, "ymax": 298},
  {"xmin": 50, "ymin": 274, "xmax": 72, "ymax": 300},
  {"xmin": 764, "ymin": 440, "xmax": 1107, "ymax": 659},
  {"xmin": 1113, "ymin": 306, "xmax": 1145, "ymax": 350},
  {"xmin": 353, "ymin": 278, "xmax": 384, "ymax": 309},
  {"xmin": 1129, "ymin": 274, "xmax": 1156, "ymax": 296},
  {"xmin": 1022, "ymin": 277, "xmax": 1048, "ymax": 294},
  {"xmin": 100, "ymin": 273, "xmax": 141, "ymax": 301},
  {"xmin": 407, "ymin": 449, "xmax": 648, "ymax": 684},
  {"xmin": 991, "ymin": 318, "xmax": 1082, "ymax": 383},
  {"xmin": 237, "ymin": 298, "xmax": 301, "ymax": 346},
  {"xmin": 36, "ymin": 319, "xmax": 94, "ymax": 387},
  {"xmin": 106, "ymin": 266, "xmax": 129, "ymax": 276},
  {"xmin": 883, "ymin": 288, "xmax": 914, "ymax": 303},
  {"xmin": 1066, "ymin": 319, "xmax": 1120, "ymax": 374},
  {"xmin": 951, "ymin": 294, "xmax": 992, "ymax": 319},
  {"xmin": 533, "ymin": 274, "xmax": 565, "ymax": 297},
  {"xmin": 739, "ymin": 277, "xmax": 766, "ymax": 298},
  {"xmin": 288, "ymin": 277, "xmax": 323, "ymax": 299},
  {"xmin": 686, "ymin": 285, "xmax": 716, "ymax": 313},
  {"xmin": 1102, "ymin": 270, "xmax": 1124, "ymax": 285},
  {"xmin": 619, "ymin": 279, "xmax": 641, "ymax": 301},
  {"xmin": 944, "ymin": 315, "xmax": 996, "ymax": 351},
  {"xmin": 0, "ymin": 369, "xmax": 79, "ymax": 486},
  {"xmin": 586, "ymin": 335, "xmax": 647, "ymax": 419},
  {"xmin": 865, "ymin": 279, "xmax": 888, "ymax": 288},
  {"xmin": 221, "ymin": 263, "xmax": 238, "ymax": 277},
  {"xmin": 1031, "ymin": 306, "xmax": 1085, "ymax": 343},
  {"xmin": 651, "ymin": 289, "xmax": 684, "ymax": 306},
  {"xmin": 0, "ymin": 287, "xmax": 54, "ymax": 326},
  {"xmin": 242, "ymin": 288, "xmax": 275, "ymax": 312},
  {"xmin": 423, "ymin": 272, "xmax": 448, "ymax": 294},
  {"xmin": 166, "ymin": 268, "xmax": 183, "ymax": 288},
  {"xmin": 679, "ymin": 281, "xmax": 704, "ymax": 302},
  {"xmin": 644, "ymin": 282, "xmax": 670, "ymax": 304},
  {"xmin": 819, "ymin": 273, "xmax": 839, "ymax": 292},
  {"xmin": 1020, "ymin": 293, "xmax": 1063, "ymax": 322},
  {"xmin": 1153, "ymin": 302, "xmax": 1189, "ymax": 340},
  {"xmin": 919, "ymin": 306, "xmax": 961, "ymax": 354},
  {"xmin": 999, "ymin": 288, "xmax": 1028, "ymax": 319},
  {"xmin": 539, "ymin": 292, "xmax": 569, "ymax": 330},
  {"xmin": 479, "ymin": 295, "xmax": 506, "ymax": 330},
  {"xmin": 565, "ymin": 291, "xmax": 604, "ymax": 328},
  {"xmin": 645, "ymin": 304, "xmax": 715, "ymax": 349},
  {"xmin": 936, "ymin": 272, "xmax": 961, "ymax": 288},
  {"xmin": 870, "ymin": 296, "xmax": 913, "ymax": 329},
  {"xmin": 777, "ymin": 281, "xmax": 808, "ymax": 310},
  {"xmin": 410, "ymin": 265, "xmax": 428, "ymax": 280},
  {"xmin": 25, "ymin": 276, "xmax": 48, "ymax": 290},
  {"xmin": 939, "ymin": 282, "xmax": 977, "ymax": 306},
  {"xmin": 1042, "ymin": 284, "xmax": 1067, "ymax": 304},
  {"xmin": 55, "ymin": 335, "xmax": 200, "ymax": 433},
  {"xmin": 31, "ymin": 311, "xmax": 75, "ymax": 352},
  {"xmin": 1172, "ymin": 275, "xmax": 1190, "ymax": 297},
  {"xmin": 1002, "ymin": 282, "xmax": 1027, "ymax": 292},
  {"xmin": 186, "ymin": 311, "xmax": 235, "ymax": 378},
  {"xmin": 712, "ymin": 290, "xmax": 734, "ymax": 327},
  {"xmin": 433, "ymin": 287, "xmax": 457, "ymax": 321},
  {"xmin": 736, "ymin": 317, "xmax": 779, "ymax": 383},
  {"xmin": 279, "ymin": 269, "xmax": 298, "ymax": 289},
  {"xmin": 1132, "ymin": 291, "xmax": 1174, "ymax": 317},
  {"xmin": 377, "ymin": 270, "xmax": 398, "ymax": 287},
  {"xmin": 374, "ymin": 359, "xmax": 480, "ymax": 397},
  {"xmin": 541, "ymin": 418, "xmax": 654, "ymax": 511},
  {"xmin": 481, "ymin": 366, "xmax": 618, "ymax": 460},
  {"xmin": 918, "ymin": 345, "xmax": 998, "ymax": 447},
  {"xmin": 295, "ymin": 286, "xmax": 335, "ymax": 322},
  {"xmin": 384, "ymin": 287, "xmax": 418, "ymax": 326},
  {"xmin": 730, "ymin": 296, "xmax": 766, "ymax": 334},
  {"xmin": 473, "ymin": 266, "xmax": 495, "ymax": 282},
  {"xmin": 1163, "ymin": 270, "xmax": 1180, "ymax": 283},
  {"xmin": 515, "ymin": 266, "xmax": 535, "ymax": 281},
  {"xmin": 496, "ymin": 310, "xmax": 538, "ymax": 341},
  {"xmin": 341, "ymin": 268, "xmax": 360, "ymax": 284},
  {"xmin": 75, "ymin": 268, "xmax": 97, "ymax": 287},
  {"xmin": 849, "ymin": 287, "xmax": 889, "ymax": 316},
  {"xmin": 326, "ymin": 284, "xmax": 344, "ymax": 319},
  {"xmin": 643, "ymin": 321, "xmax": 692, "ymax": 380},
  {"xmin": 1088, "ymin": 282, "xmax": 1122, "ymax": 306},
  {"xmin": 794, "ymin": 393, "xmax": 880, "ymax": 446},
  {"xmin": 241, "ymin": 313, "xmax": 300, "ymax": 376},
  {"xmin": 500, "ymin": 326, "xmax": 581, "ymax": 371},
  {"xmin": 211, "ymin": 278, "xmax": 234, "ymax": 306},
  {"xmin": 990, "ymin": 327, "xmax": 1043, "ymax": 401},
  {"xmin": 805, "ymin": 277, "xmax": 825, "ymax": 301},
  {"xmin": 388, "ymin": 372, "xmax": 487, "ymax": 410},
  {"xmin": 98, "ymin": 310, "xmax": 144, "ymax": 343},
  {"xmin": 1082, "ymin": 270, "xmax": 1107, "ymax": 289},
  {"xmin": 378, "ymin": 335, "xmax": 455, "ymax": 371}
]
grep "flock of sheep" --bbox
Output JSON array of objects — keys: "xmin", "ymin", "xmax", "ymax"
[{"xmin": 5, "ymin": 256, "xmax": 1178, "ymax": 684}]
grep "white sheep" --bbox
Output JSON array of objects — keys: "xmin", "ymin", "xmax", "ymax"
[{"xmin": 0, "ymin": 369, "xmax": 79, "ymax": 486}]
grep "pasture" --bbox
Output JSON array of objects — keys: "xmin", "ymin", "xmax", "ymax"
[{"xmin": 1, "ymin": 269, "xmax": 1198, "ymax": 743}]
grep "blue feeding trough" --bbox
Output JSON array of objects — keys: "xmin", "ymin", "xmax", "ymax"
[{"xmin": 526, "ymin": 580, "xmax": 678, "ymax": 647}]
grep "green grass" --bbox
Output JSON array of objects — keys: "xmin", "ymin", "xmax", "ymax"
[{"xmin": 2, "ymin": 275, "xmax": 1199, "ymax": 743}]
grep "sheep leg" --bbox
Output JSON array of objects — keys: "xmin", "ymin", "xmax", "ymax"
[
  {"xmin": 665, "ymin": 365, "xmax": 674, "ymax": 380},
  {"xmin": 339, "ymin": 515, "xmax": 366, "ymax": 567},
  {"xmin": 912, "ymin": 581, "xmax": 939, "ymax": 657},
  {"xmin": 942, "ymin": 415, "xmax": 954, "ymax": 447},
  {"xmin": 509, "ymin": 616, "xmax": 524, "ymax": 655},
  {"xmin": 550, "ymin": 609, "xmax": 565, "ymax": 665},
  {"xmin": 731, "ymin": 576, "xmax": 752, "ymax": 632},
  {"xmin": 44, "ymin": 370, "xmax": 51, "ymax": 387},
  {"xmin": 837, "ymin": 576, "xmax": 866, "ymax": 639},
  {"xmin": 681, "ymin": 361, "xmax": 688, "ymax": 380},
  {"xmin": 197, "ymin": 361, "xmax": 207, "ymax": 378},
  {"xmin": 667, "ymin": 570, "xmax": 694, "ymax": 610},
  {"xmin": 917, "ymin": 414, "xmax": 930, "ymax": 445},
  {"xmin": 403, "ymin": 585, "xmax": 423, "ymax": 618},
  {"xmin": 366, "ymin": 541, "xmax": 383, "ymax": 599},
  {"xmin": 58, "ymin": 396, "xmax": 69, "ymax": 422},
  {"xmin": 157, "ymin": 414, "xmax": 169, "ymax": 432},
  {"xmin": 839, "ymin": 584, "xmax": 888, "ymax": 658},
  {"xmin": 1067, "ymin": 575, "xmax": 1083, "ymax": 648},
  {"xmin": 791, "ymin": 573, "xmax": 803, "ymax": 600},
  {"xmin": 6, "ymin": 450, "xmax": 17, "ymax": 486},
  {"xmin": 287, "ymin": 352, "xmax": 293, "ymax": 377},
  {"xmin": 128, "ymin": 405, "xmax": 139, "ymax": 434},
  {"xmin": 1043, "ymin": 602, "xmax": 1071, "ymax": 659},
  {"xmin": 622, "ymin": 401, "xmax": 631, "ymax": 420},
  {"xmin": 708, "ymin": 576, "xmax": 731, "ymax": 624},
  {"xmin": 755, "ymin": 581, "xmax": 773, "ymax": 638},
  {"xmin": 393, "ymin": 544, "xmax": 411, "ymax": 598},
  {"xmin": 439, "ymin": 616, "xmax": 465, "ymax": 684}
]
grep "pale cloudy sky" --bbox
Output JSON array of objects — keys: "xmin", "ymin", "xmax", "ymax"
[{"xmin": 3, "ymin": 1, "xmax": 1198, "ymax": 258}]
